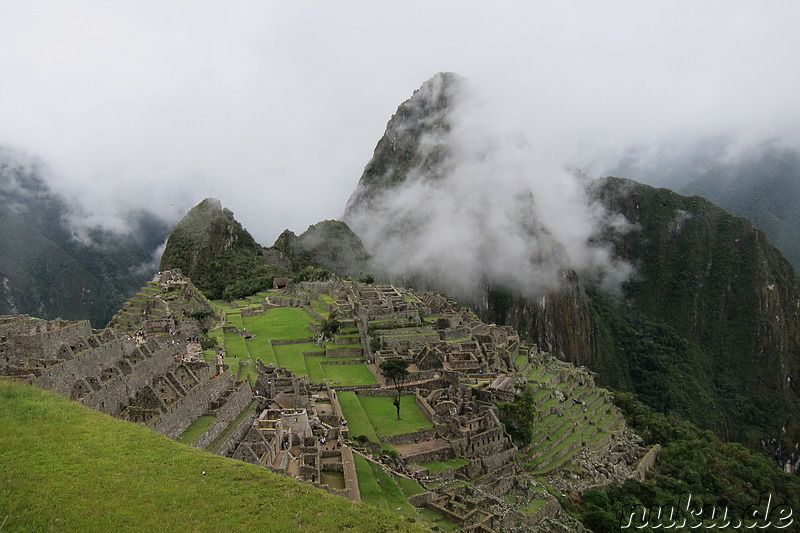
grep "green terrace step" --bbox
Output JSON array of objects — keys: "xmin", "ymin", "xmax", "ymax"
[
  {"xmin": 527, "ymin": 366, "xmax": 546, "ymax": 381},
  {"xmin": 529, "ymin": 431, "xmax": 583, "ymax": 473}
]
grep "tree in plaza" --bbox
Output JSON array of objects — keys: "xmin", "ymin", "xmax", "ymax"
[{"xmin": 379, "ymin": 358, "xmax": 410, "ymax": 419}]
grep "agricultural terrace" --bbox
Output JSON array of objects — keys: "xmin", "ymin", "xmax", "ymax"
[
  {"xmin": 338, "ymin": 392, "xmax": 433, "ymax": 442},
  {"xmin": 352, "ymin": 454, "xmax": 459, "ymax": 531},
  {"xmin": 210, "ymin": 291, "xmax": 375, "ymax": 386}
]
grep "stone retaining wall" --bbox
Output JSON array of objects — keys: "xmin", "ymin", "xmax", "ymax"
[
  {"xmin": 215, "ymin": 408, "xmax": 258, "ymax": 457},
  {"xmin": 78, "ymin": 346, "xmax": 178, "ymax": 416},
  {"xmin": 192, "ymin": 382, "xmax": 253, "ymax": 448},
  {"xmin": 148, "ymin": 371, "xmax": 234, "ymax": 438},
  {"xmin": 380, "ymin": 428, "xmax": 438, "ymax": 445},
  {"xmin": 630, "ymin": 444, "xmax": 661, "ymax": 482},
  {"xmin": 403, "ymin": 446, "xmax": 454, "ymax": 464},
  {"xmin": 325, "ymin": 347, "xmax": 363, "ymax": 358},
  {"xmin": 270, "ymin": 338, "xmax": 316, "ymax": 346}
]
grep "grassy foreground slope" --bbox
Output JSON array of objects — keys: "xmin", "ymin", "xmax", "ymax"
[{"xmin": 0, "ymin": 382, "xmax": 426, "ymax": 533}]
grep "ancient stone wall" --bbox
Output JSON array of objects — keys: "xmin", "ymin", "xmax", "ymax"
[
  {"xmin": 148, "ymin": 371, "xmax": 234, "ymax": 438},
  {"xmin": 325, "ymin": 347, "xmax": 363, "ymax": 357},
  {"xmin": 266, "ymin": 296, "xmax": 310, "ymax": 308},
  {"xmin": 380, "ymin": 333, "xmax": 440, "ymax": 349},
  {"xmin": 192, "ymin": 381, "xmax": 254, "ymax": 448},
  {"xmin": 380, "ymin": 428, "xmax": 438, "ymax": 445},
  {"xmin": 479, "ymin": 447, "xmax": 518, "ymax": 473},
  {"xmin": 78, "ymin": 345, "xmax": 178, "ymax": 416},
  {"xmin": 438, "ymin": 327, "xmax": 470, "ymax": 341},
  {"xmin": 216, "ymin": 410, "xmax": 258, "ymax": 457},
  {"xmin": 629, "ymin": 444, "xmax": 660, "ymax": 482},
  {"xmin": 3, "ymin": 319, "xmax": 93, "ymax": 362},
  {"xmin": 270, "ymin": 338, "xmax": 316, "ymax": 346}
]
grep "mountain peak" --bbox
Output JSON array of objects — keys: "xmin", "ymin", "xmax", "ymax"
[
  {"xmin": 158, "ymin": 198, "xmax": 262, "ymax": 297},
  {"xmin": 342, "ymin": 73, "xmax": 466, "ymax": 220}
]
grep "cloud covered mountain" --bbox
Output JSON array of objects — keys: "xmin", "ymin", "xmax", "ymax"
[
  {"xmin": 0, "ymin": 148, "xmax": 170, "ymax": 327},
  {"xmin": 343, "ymin": 73, "xmax": 800, "ymax": 470}
]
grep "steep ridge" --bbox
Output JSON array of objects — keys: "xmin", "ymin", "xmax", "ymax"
[
  {"xmin": 270, "ymin": 220, "xmax": 370, "ymax": 277},
  {"xmin": 589, "ymin": 177, "xmax": 800, "ymax": 460}
]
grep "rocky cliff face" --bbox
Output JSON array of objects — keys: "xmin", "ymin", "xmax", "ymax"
[{"xmin": 590, "ymin": 177, "xmax": 800, "ymax": 463}]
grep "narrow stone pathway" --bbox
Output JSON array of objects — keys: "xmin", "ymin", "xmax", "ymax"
[{"xmin": 341, "ymin": 444, "xmax": 361, "ymax": 502}]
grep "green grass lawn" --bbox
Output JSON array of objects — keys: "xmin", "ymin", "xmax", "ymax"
[
  {"xmin": 303, "ymin": 355, "xmax": 330, "ymax": 383},
  {"xmin": 418, "ymin": 508, "xmax": 461, "ymax": 531},
  {"xmin": 312, "ymin": 298, "xmax": 330, "ymax": 319},
  {"xmin": 420, "ymin": 457, "xmax": 470, "ymax": 473},
  {"xmin": 357, "ymin": 395, "xmax": 433, "ymax": 436},
  {"xmin": 272, "ymin": 342, "xmax": 325, "ymax": 375},
  {"xmin": 321, "ymin": 363, "xmax": 377, "ymax": 386},
  {"xmin": 353, "ymin": 454, "xmax": 416, "ymax": 517},
  {"xmin": 0, "ymin": 382, "xmax": 426, "ymax": 533},
  {"xmin": 257, "ymin": 307, "xmax": 317, "ymax": 339},
  {"xmin": 303, "ymin": 356, "xmax": 364, "ymax": 384},
  {"xmin": 177, "ymin": 415, "xmax": 216, "ymax": 445},
  {"xmin": 394, "ymin": 475, "xmax": 425, "ymax": 497},
  {"xmin": 244, "ymin": 337, "xmax": 277, "ymax": 366},
  {"xmin": 337, "ymin": 391, "xmax": 379, "ymax": 442},
  {"xmin": 223, "ymin": 329, "xmax": 249, "ymax": 358},
  {"xmin": 225, "ymin": 311, "xmax": 244, "ymax": 328}
]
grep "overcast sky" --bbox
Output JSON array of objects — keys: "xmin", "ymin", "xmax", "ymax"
[{"xmin": 1, "ymin": 1, "xmax": 799, "ymax": 244}]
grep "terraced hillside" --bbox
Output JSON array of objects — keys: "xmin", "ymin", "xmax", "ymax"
[
  {"xmin": 514, "ymin": 354, "xmax": 638, "ymax": 486},
  {"xmin": 208, "ymin": 287, "xmax": 375, "ymax": 387}
]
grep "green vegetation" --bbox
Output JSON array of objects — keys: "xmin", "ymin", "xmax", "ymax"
[
  {"xmin": 420, "ymin": 457, "xmax": 469, "ymax": 474},
  {"xmin": 572, "ymin": 392, "xmax": 800, "ymax": 532},
  {"xmin": 338, "ymin": 392, "xmax": 433, "ymax": 456},
  {"xmin": 0, "ymin": 382, "xmax": 425, "ymax": 533},
  {"xmin": 592, "ymin": 177, "xmax": 800, "ymax": 453},
  {"xmin": 379, "ymin": 357, "xmax": 410, "ymax": 419},
  {"xmin": 250, "ymin": 307, "xmax": 316, "ymax": 340},
  {"xmin": 356, "ymin": 395, "xmax": 433, "ymax": 436},
  {"xmin": 273, "ymin": 342, "xmax": 325, "ymax": 375},
  {"xmin": 212, "ymin": 298, "xmax": 373, "ymax": 386},
  {"xmin": 158, "ymin": 198, "xmax": 289, "ymax": 301},
  {"xmin": 353, "ymin": 454, "xmax": 417, "ymax": 518},
  {"xmin": 497, "ymin": 385, "xmax": 537, "ymax": 444},
  {"xmin": 319, "ymin": 363, "xmax": 377, "ymax": 386},
  {"xmin": 337, "ymin": 391, "xmax": 379, "ymax": 442},
  {"xmin": 272, "ymin": 220, "xmax": 370, "ymax": 278},
  {"xmin": 177, "ymin": 415, "xmax": 216, "ymax": 445}
]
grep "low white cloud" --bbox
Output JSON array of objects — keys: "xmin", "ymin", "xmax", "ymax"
[
  {"xmin": 346, "ymin": 77, "xmax": 633, "ymax": 301},
  {"xmin": 0, "ymin": 2, "xmax": 798, "ymax": 246}
]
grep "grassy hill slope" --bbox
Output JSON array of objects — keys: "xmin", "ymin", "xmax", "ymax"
[{"xmin": 0, "ymin": 381, "xmax": 426, "ymax": 533}]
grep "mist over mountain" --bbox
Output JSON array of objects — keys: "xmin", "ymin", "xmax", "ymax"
[
  {"xmin": 343, "ymin": 73, "xmax": 800, "ymax": 470},
  {"xmin": 344, "ymin": 73, "xmax": 631, "ymax": 303},
  {"xmin": 599, "ymin": 140, "xmax": 800, "ymax": 271},
  {"xmin": 0, "ymin": 148, "xmax": 170, "ymax": 326}
]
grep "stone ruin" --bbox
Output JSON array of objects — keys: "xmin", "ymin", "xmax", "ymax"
[
  {"xmin": 0, "ymin": 313, "xmax": 252, "ymax": 442},
  {"xmin": 0, "ymin": 276, "xmax": 656, "ymax": 532}
]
